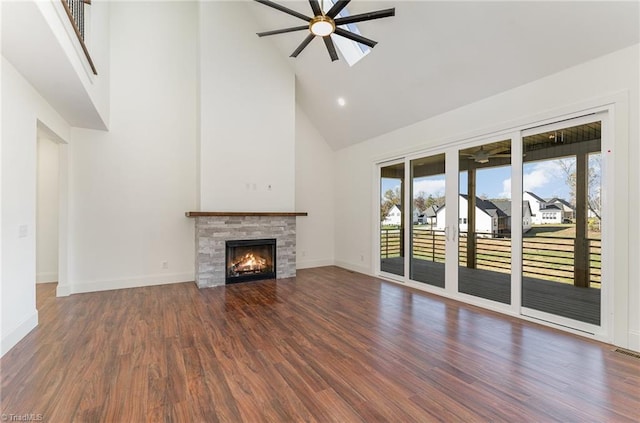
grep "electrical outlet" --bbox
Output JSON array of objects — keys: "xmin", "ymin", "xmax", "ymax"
[
  {"xmin": 162, "ymin": 261, "xmax": 169, "ymax": 269},
  {"xmin": 18, "ymin": 225, "xmax": 28, "ymax": 238}
]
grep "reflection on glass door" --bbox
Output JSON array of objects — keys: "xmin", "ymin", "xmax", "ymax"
[
  {"xmin": 522, "ymin": 119, "xmax": 602, "ymax": 326},
  {"xmin": 410, "ymin": 154, "xmax": 446, "ymax": 287},
  {"xmin": 380, "ymin": 162, "xmax": 405, "ymax": 277},
  {"xmin": 458, "ymin": 140, "xmax": 512, "ymax": 304}
]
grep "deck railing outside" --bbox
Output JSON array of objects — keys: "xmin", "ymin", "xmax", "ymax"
[{"xmin": 380, "ymin": 227, "xmax": 601, "ymax": 287}]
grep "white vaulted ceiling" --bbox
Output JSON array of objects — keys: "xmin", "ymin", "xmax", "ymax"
[{"xmin": 248, "ymin": 1, "xmax": 640, "ymax": 150}]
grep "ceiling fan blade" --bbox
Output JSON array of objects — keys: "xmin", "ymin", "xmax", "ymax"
[
  {"xmin": 326, "ymin": 0, "xmax": 351, "ymax": 18},
  {"xmin": 334, "ymin": 8, "xmax": 395, "ymax": 26},
  {"xmin": 323, "ymin": 36, "xmax": 339, "ymax": 62},
  {"xmin": 334, "ymin": 27, "xmax": 377, "ymax": 48},
  {"xmin": 308, "ymin": 0, "xmax": 322, "ymax": 16},
  {"xmin": 257, "ymin": 25, "xmax": 309, "ymax": 37},
  {"xmin": 254, "ymin": 0, "xmax": 311, "ymax": 22},
  {"xmin": 291, "ymin": 33, "xmax": 316, "ymax": 58},
  {"xmin": 487, "ymin": 147, "xmax": 509, "ymax": 156}
]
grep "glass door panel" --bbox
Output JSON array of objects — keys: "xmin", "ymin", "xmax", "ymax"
[
  {"xmin": 380, "ymin": 162, "xmax": 405, "ymax": 277},
  {"xmin": 521, "ymin": 120, "xmax": 602, "ymax": 326},
  {"xmin": 410, "ymin": 154, "xmax": 446, "ymax": 287},
  {"xmin": 458, "ymin": 139, "xmax": 512, "ymax": 304}
]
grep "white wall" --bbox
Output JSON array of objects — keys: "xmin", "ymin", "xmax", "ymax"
[
  {"xmin": 335, "ymin": 148, "xmax": 373, "ymax": 275},
  {"xmin": 36, "ymin": 137, "xmax": 59, "ymax": 283},
  {"xmin": 295, "ymin": 105, "xmax": 335, "ymax": 269},
  {"xmin": 60, "ymin": 1, "xmax": 198, "ymax": 294},
  {"xmin": 1, "ymin": 0, "xmax": 110, "ymax": 130},
  {"xmin": 333, "ymin": 45, "xmax": 640, "ymax": 350},
  {"xmin": 198, "ymin": 2, "xmax": 295, "ymax": 211},
  {"xmin": 1, "ymin": 57, "xmax": 71, "ymax": 356}
]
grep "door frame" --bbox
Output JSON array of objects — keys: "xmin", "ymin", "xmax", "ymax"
[
  {"xmin": 373, "ymin": 98, "xmax": 621, "ymax": 345},
  {"xmin": 519, "ymin": 111, "xmax": 611, "ymax": 338},
  {"xmin": 376, "ymin": 158, "xmax": 407, "ymax": 282}
]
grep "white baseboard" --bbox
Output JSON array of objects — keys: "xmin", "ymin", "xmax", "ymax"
[
  {"xmin": 296, "ymin": 258, "xmax": 334, "ymax": 269},
  {"xmin": 1, "ymin": 310, "xmax": 38, "ymax": 357},
  {"xmin": 36, "ymin": 272, "xmax": 58, "ymax": 283},
  {"xmin": 66, "ymin": 271, "xmax": 195, "ymax": 295},
  {"xmin": 628, "ymin": 330, "xmax": 640, "ymax": 352},
  {"xmin": 333, "ymin": 260, "xmax": 371, "ymax": 276},
  {"xmin": 56, "ymin": 284, "xmax": 72, "ymax": 297}
]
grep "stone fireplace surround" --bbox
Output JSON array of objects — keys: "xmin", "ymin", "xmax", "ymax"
[{"xmin": 186, "ymin": 212, "xmax": 307, "ymax": 288}]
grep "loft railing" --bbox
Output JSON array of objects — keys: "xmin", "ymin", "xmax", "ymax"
[{"xmin": 61, "ymin": 0, "xmax": 97, "ymax": 75}]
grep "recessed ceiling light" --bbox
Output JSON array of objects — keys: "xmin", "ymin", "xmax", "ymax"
[{"xmin": 337, "ymin": 97, "xmax": 346, "ymax": 107}]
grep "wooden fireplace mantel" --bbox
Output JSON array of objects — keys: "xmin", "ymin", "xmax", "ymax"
[{"xmin": 185, "ymin": 211, "xmax": 308, "ymax": 217}]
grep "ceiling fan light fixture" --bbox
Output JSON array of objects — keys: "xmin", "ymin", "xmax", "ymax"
[
  {"xmin": 309, "ymin": 15, "xmax": 335, "ymax": 37},
  {"xmin": 473, "ymin": 150, "xmax": 491, "ymax": 163}
]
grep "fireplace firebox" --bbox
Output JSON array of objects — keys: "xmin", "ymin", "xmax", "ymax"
[{"xmin": 225, "ymin": 239, "xmax": 276, "ymax": 284}]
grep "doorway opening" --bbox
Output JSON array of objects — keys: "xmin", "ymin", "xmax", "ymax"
[{"xmin": 36, "ymin": 136, "xmax": 59, "ymax": 286}]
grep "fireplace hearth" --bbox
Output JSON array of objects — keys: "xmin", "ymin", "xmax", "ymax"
[
  {"xmin": 226, "ymin": 239, "xmax": 276, "ymax": 284},
  {"xmin": 187, "ymin": 212, "xmax": 306, "ymax": 288}
]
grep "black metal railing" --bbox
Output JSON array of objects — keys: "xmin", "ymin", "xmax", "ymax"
[
  {"xmin": 65, "ymin": 0, "xmax": 86, "ymax": 40},
  {"xmin": 61, "ymin": 0, "xmax": 97, "ymax": 74}
]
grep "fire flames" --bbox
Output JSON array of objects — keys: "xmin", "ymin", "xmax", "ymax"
[{"xmin": 230, "ymin": 253, "xmax": 267, "ymax": 275}]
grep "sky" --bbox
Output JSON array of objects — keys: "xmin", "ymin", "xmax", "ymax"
[{"xmin": 382, "ymin": 159, "xmax": 572, "ymax": 202}]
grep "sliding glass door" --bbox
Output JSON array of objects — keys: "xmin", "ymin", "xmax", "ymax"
[
  {"xmin": 410, "ymin": 154, "xmax": 447, "ymax": 287},
  {"xmin": 458, "ymin": 139, "xmax": 512, "ymax": 304},
  {"xmin": 377, "ymin": 112, "xmax": 609, "ymax": 336},
  {"xmin": 521, "ymin": 116, "xmax": 605, "ymax": 329},
  {"xmin": 380, "ymin": 161, "xmax": 405, "ymax": 277}
]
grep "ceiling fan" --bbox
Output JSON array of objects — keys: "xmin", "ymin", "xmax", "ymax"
[
  {"xmin": 253, "ymin": 0, "xmax": 395, "ymax": 62},
  {"xmin": 461, "ymin": 146, "xmax": 512, "ymax": 164}
]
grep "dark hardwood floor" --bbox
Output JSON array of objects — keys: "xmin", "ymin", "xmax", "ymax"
[{"xmin": 1, "ymin": 266, "xmax": 638, "ymax": 422}]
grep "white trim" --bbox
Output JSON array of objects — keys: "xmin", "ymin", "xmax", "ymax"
[
  {"xmin": 296, "ymin": 258, "xmax": 335, "ymax": 269},
  {"xmin": 67, "ymin": 272, "xmax": 195, "ymax": 295},
  {"xmin": 56, "ymin": 284, "xmax": 72, "ymax": 297},
  {"xmin": 511, "ymin": 131, "xmax": 524, "ymax": 311},
  {"xmin": 444, "ymin": 147, "xmax": 459, "ymax": 296},
  {"xmin": 36, "ymin": 272, "xmax": 58, "ymax": 283},
  {"xmin": 56, "ymin": 142, "xmax": 69, "ymax": 297},
  {"xmin": 403, "ymin": 161, "xmax": 411, "ymax": 278},
  {"xmin": 630, "ymin": 330, "xmax": 640, "ymax": 352},
  {"xmin": 521, "ymin": 112, "xmax": 604, "ymax": 137},
  {"xmin": 521, "ymin": 307, "xmax": 607, "ymax": 341},
  {"xmin": 335, "ymin": 260, "xmax": 371, "ymax": 276},
  {"xmin": 600, "ymin": 110, "xmax": 616, "ymax": 344},
  {"xmin": 1, "ymin": 310, "xmax": 38, "ymax": 357}
]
